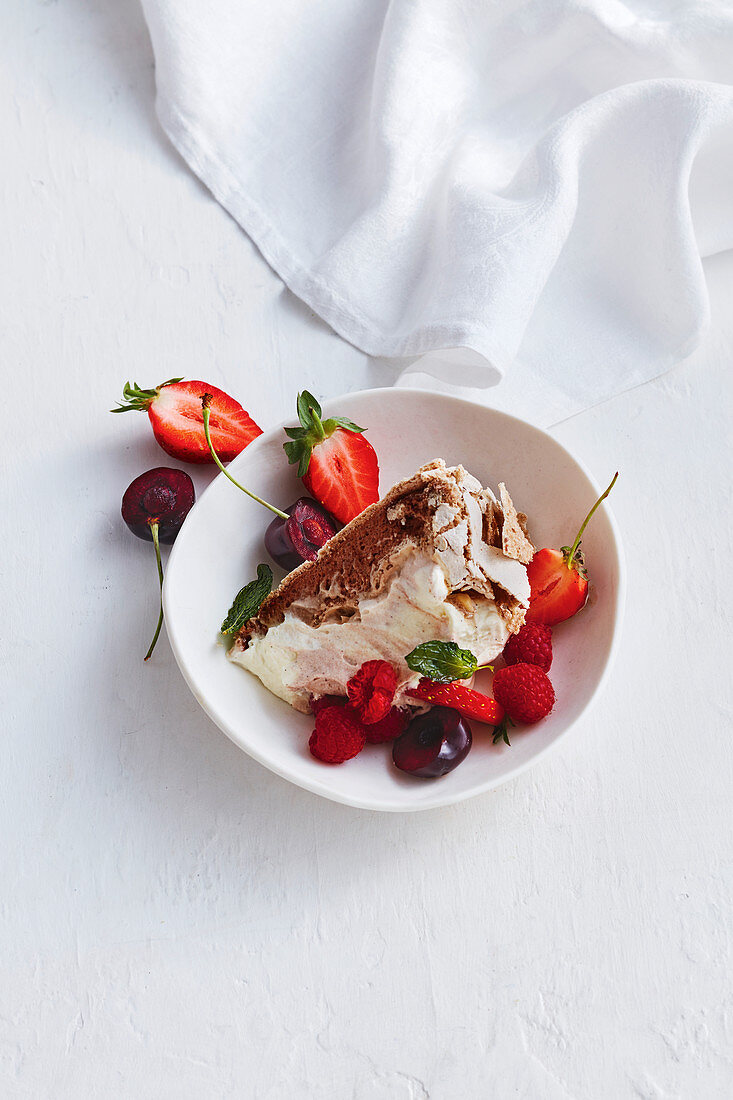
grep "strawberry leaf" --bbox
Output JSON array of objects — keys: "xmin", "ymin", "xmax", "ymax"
[
  {"xmin": 322, "ymin": 416, "xmax": 365, "ymax": 434},
  {"xmin": 283, "ymin": 439, "xmax": 312, "ymax": 477},
  {"xmin": 405, "ymin": 640, "xmax": 478, "ymax": 683},
  {"xmin": 297, "ymin": 390, "xmax": 322, "ymax": 427},
  {"xmin": 561, "ymin": 543, "xmax": 587, "ymax": 578},
  {"xmin": 220, "ymin": 564, "xmax": 273, "ymax": 634},
  {"xmin": 111, "ymin": 377, "xmax": 184, "ymax": 413}
]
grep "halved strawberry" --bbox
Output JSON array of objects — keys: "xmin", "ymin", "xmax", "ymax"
[
  {"xmin": 526, "ymin": 473, "xmax": 618, "ymax": 626},
  {"xmin": 283, "ymin": 391, "xmax": 379, "ymax": 524},
  {"xmin": 112, "ymin": 378, "xmax": 262, "ymax": 464},
  {"xmin": 407, "ymin": 679, "xmax": 504, "ymax": 726}
]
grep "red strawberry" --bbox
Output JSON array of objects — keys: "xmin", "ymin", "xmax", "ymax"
[
  {"xmin": 347, "ymin": 660, "xmax": 397, "ymax": 724},
  {"xmin": 363, "ymin": 707, "xmax": 410, "ymax": 744},
  {"xmin": 502, "ymin": 622, "xmax": 553, "ymax": 672},
  {"xmin": 492, "ymin": 664, "xmax": 555, "ymax": 724},
  {"xmin": 407, "ymin": 679, "xmax": 504, "ymax": 726},
  {"xmin": 112, "ymin": 378, "xmax": 262, "ymax": 464},
  {"xmin": 283, "ymin": 390, "xmax": 379, "ymax": 524},
  {"xmin": 309, "ymin": 705, "xmax": 366, "ymax": 764},
  {"xmin": 526, "ymin": 473, "xmax": 617, "ymax": 626}
]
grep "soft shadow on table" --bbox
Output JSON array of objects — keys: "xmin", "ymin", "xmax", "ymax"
[
  {"xmin": 88, "ymin": 603, "xmax": 528, "ymax": 928},
  {"xmin": 274, "ymin": 288, "xmax": 408, "ymax": 393}
]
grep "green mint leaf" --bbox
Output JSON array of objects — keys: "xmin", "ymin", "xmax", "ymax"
[
  {"xmin": 220, "ymin": 564, "xmax": 273, "ymax": 635},
  {"xmin": 322, "ymin": 416, "xmax": 365, "ymax": 434},
  {"xmin": 297, "ymin": 389, "xmax": 322, "ymax": 428},
  {"xmin": 405, "ymin": 640, "xmax": 478, "ymax": 683},
  {"xmin": 284, "ymin": 426, "xmax": 308, "ymax": 439}
]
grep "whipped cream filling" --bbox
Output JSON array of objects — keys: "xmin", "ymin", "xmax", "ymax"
[{"xmin": 230, "ymin": 550, "xmax": 511, "ymax": 712}]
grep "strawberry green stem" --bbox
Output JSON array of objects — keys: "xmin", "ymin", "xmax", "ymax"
[
  {"xmin": 143, "ymin": 520, "xmax": 164, "ymax": 661},
  {"xmin": 309, "ymin": 404, "xmax": 326, "ymax": 441},
  {"xmin": 201, "ymin": 396, "xmax": 288, "ymax": 519},
  {"xmin": 566, "ymin": 472, "xmax": 618, "ymax": 570}
]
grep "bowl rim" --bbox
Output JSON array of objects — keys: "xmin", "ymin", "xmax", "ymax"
[{"xmin": 163, "ymin": 386, "xmax": 626, "ymax": 812}]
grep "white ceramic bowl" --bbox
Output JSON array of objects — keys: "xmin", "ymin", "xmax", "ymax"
[{"xmin": 163, "ymin": 388, "xmax": 624, "ymax": 811}]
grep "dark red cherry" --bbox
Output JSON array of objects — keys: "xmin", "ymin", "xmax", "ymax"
[
  {"xmin": 264, "ymin": 497, "xmax": 338, "ymax": 570},
  {"xmin": 392, "ymin": 707, "xmax": 472, "ymax": 778},
  {"xmin": 122, "ymin": 467, "xmax": 195, "ymax": 544},
  {"xmin": 121, "ymin": 468, "xmax": 196, "ymax": 661}
]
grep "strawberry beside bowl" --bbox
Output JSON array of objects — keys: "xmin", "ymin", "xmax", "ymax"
[{"xmin": 162, "ymin": 388, "xmax": 624, "ymax": 812}]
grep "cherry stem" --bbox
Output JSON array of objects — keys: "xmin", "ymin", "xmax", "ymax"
[
  {"xmin": 566, "ymin": 472, "xmax": 618, "ymax": 569},
  {"xmin": 201, "ymin": 397, "xmax": 288, "ymax": 519},
  {"xmin": 143, "ymin": 520, "xmax": 164, "ymax": 661}
]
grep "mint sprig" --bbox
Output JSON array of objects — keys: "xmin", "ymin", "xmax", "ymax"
[
  {"xmin": 220, "ymin": 564, "xmax": 273, "ymax": 634},
  {"xmin": 405, "ymin": 640, "xmax": 492, "ymax": 683},
  {"xmin": 283, "ymin": 390, "xmax": 365, "ymax": 477}
]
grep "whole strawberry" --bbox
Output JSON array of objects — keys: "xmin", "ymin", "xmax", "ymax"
[
  {"xmin": 492, "ymin": 664, "xmax": 555, "ymax": 724},
  {"xmin": 309, "ymin": 705, "xmax": 366, "ymax": 764},
  {"xmin": 502, "ymin": 622, "xmax": 553, "ymax": 672}
]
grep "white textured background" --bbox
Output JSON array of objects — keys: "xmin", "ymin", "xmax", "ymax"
[{"xmin": 2, "ymin": 1, "xmax": 732, "ymax": 1097}]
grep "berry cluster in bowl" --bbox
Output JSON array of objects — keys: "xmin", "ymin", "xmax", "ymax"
[{"xmin": 307, "ymin": 625, "xmax": 556, "ymax": 779}]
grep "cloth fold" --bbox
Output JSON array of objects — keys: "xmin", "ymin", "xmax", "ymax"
[{"xmin": 140, "ymin": 0, "xmax": 733, "ymax": 422}]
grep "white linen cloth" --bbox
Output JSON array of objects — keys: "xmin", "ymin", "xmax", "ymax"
[{"xmin": 140, "ymin": 0, "xmax": 733, "ymax": 423}]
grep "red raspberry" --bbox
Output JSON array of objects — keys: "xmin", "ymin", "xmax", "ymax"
[
  {"xmin": 492, "ymin": 663, "xmax": 555, "ymax": 724},
  {"xmin": 502, "ymin": 622, "xmax": 553, "ymax": 672},
  {"xmin": 346, "ymin": 660, "xmax": 398, "ymax": 724},
  {"xmin": 309, "ymin": 706, "xmax": 366, "ymax": 764},
  {"xmin": 363, "ymin": 706, "xmax": 410, "ymax": 744},
  {"xmin": 310, "ymin": 694, "xmax": 346, "ymax": 716}
]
